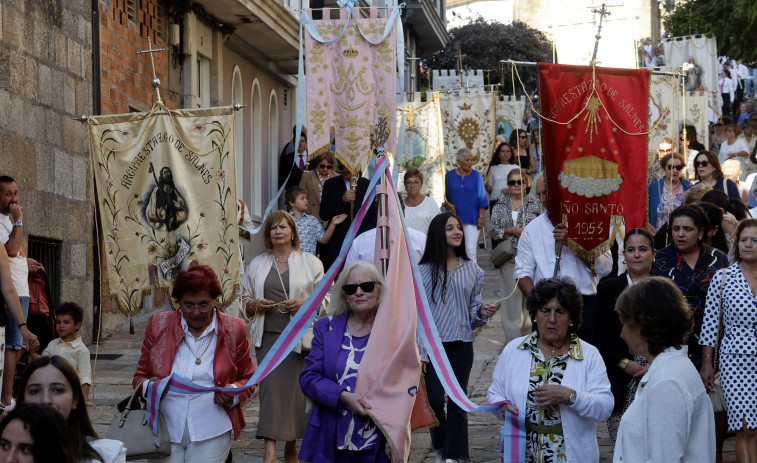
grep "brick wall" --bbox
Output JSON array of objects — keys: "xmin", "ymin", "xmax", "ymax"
[
  {"xmin": 99, "ymin": 0, "xmax": 178, "ymax": 114},
  {"xmin": 0, "ymin": 0, "xmax": 95, "ymax": 341}
]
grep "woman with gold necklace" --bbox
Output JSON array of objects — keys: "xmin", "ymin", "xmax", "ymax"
[
  {"xmin": 488, "ymin": 277, "xmax": 613, "ymax": 463},
  {"xmin": 241, "ymin": 211, "xmax": 327, "ymax": 463},
  {"xmin": 647, "ymin": 152, "xmax": 689, "ymax": 234}
]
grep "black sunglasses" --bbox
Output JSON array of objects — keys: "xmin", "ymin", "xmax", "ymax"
[
  {"xmin": 666, "ymin": 165, "xmax": 684, "ymax": 171},
  {"xmin": 519, "ymin": 135, "xmax": 528, "ymax": 139},
  {"xmin": 342, "ymin": 281, "xmax": 380, "ymax": 295},
  {"xmin": 694, "ymin": 160, "xmax": 710, "ymax": 167},
  {"xmin": 507, "ymin": 179, "xmax": 523, "ymax": 186},
  {"xmin": 319, "ymin": 164, "xmax": 333, "ymax": 169}
]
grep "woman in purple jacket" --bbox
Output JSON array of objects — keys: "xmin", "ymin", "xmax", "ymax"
[{"xmin": 299, "ymin": 261, "xmax": 392, "ymax": 463}]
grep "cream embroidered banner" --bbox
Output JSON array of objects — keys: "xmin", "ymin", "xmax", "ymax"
[
  {"xmin": 397, "ymin": 93, "xmax": 445, "ymax": 207},
  {"xmin": 662, "ymin": 35, "xmax": 722, "ymax": 121},
  {"xmin": 89, "ymin": 106, "xmax": 239, "ymax": 315},
  {"xmin": 305, "ymin": 8, "xmax": 397, "ymax": 175},
  {"xmin": 648, "ymin": 75, "xmax": 711, "ymax": 179},
  {"xmin": 495, "ymin": 95, "xmax": 526, "ymax": 142},
  {"xmin": 439, "ymin": 92, "xmax": 497, "ymax": 174}
]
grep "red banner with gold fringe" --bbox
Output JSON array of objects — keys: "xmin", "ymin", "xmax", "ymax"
[{"xmin": 539, "ymin": 63, "xmax": 649, "ymax": 260}]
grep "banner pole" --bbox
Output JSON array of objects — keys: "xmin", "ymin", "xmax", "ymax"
[{"xmin": 377, "ymin": 152, "xmax": 390, "ymax": 277}]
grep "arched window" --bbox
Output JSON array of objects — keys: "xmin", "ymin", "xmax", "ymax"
[
  {"xmin": 231, "ymin": 66, "xmax": 244, "ymax": 198},
  {"xmin": 251, "ymin": 80, "xmax": 262, "ymax": 218},
  {"xmin": 268, "ymin": 90, "xmax": 279, "ymax": 201}
]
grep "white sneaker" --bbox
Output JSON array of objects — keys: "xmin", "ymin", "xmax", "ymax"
[{"xmin": 445, "ymin": 460, "xmax": 459, "ymax": 463}]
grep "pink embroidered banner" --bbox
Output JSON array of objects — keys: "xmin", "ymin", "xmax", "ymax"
[{"xmin": 304, "ymin": 7, "xmax": 397, "ymax": 175}]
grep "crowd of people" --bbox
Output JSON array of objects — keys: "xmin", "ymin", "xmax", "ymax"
[{"xmin": 5, "ymin": 102, "xmax": 757, "ymax": 463}]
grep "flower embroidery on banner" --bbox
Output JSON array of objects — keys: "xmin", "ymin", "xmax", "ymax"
[
  {"xmin": 193, "ymin": 123, "xmax": 206, "ymax": 133},
  {"xmin": 216, "ymin": 169, "xmax": 226, "ymax": 181},
  {"xmin": 119, "ymin": 128, "xmax": 132, "ymax": 137},
  {"xmin": 197, "ymin": 240, "xmax": 208, "ymax": 252},
  {"xmin": 105, "ymin": 178, "xmax": 114, "ymax": 189}
]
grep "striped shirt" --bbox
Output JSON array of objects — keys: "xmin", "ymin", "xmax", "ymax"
[{"xmin": 417, "ymin": 258, "xmax": 488, "ymax": 361}]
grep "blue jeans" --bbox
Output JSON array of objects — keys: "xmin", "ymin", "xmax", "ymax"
[
  {"xmin": 6, "ymin": 297, "xmax": 29, "ymax": 350},
  {"xmin": 748, "ymin": 67, "xmax": 757, "ymax": 95}
]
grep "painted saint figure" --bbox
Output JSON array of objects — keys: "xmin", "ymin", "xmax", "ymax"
[{"xmin": 145, "ymin": 164, "xmax": 188, "ymax": 232}]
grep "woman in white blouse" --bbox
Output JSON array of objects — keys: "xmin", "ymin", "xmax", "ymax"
[
  {"xmin": 487, "ymin": 142, "xmax": 520, "ymax": 205},
  {"xmin": 402, "ymin": 168, "xmax": 440, "ymax": 234},
  {"xmin": 719, "ymin": 124, "xmax": 750, "ymax": 180},
  {"xmin": 614, "ymin": 277, "xmax": 715, "ymax": 463}
]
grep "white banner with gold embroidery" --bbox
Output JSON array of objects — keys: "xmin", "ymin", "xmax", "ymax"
[
  {"xmin": 439, "ymin": 92, "xmax": 497, "ymax": 174},
  {"xmin": 305, "ymin": 8, "xmax": 397, "ymax": 174},
  {"xmin": 397, "ymin": 93, "xmax": 445, "ymax": 207},
  {"xmin": 495, "ymin": 95, "xmax": 526, "ymax": 142},
  {"xmin": 89, "ymin": 106, "xmax": 239, "ymax": 315},
  {"xmin": 648, "ymin": 75, "xmax": 711, "ymax": 180}
]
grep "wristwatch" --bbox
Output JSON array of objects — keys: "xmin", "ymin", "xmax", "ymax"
[
  {"xmin": 13, "ymin": 221, "xmax": 22, "ymax": 227},
  {"xmin": 568, "ymin": 389, "xmax": 577, "ymax": 405},
  {"xmin": 618, "ymin": 358, "xmax": 629, "ymax": 369}
]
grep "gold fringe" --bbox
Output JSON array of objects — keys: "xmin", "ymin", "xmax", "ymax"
[{"xmin": 563, "ymin": 215, "xmax": 625, "ymax": 263}]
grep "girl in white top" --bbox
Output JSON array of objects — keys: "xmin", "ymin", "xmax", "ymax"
[
  {"xmin": 613, "ymin": 277, "xmax": 715, "ymax": 463},
  {"xmin": 18, "ymin": 356, "xmax": 127, "ymax": 463},
  {"xmin": 402, "ymin": 168, "xmax": 440, "ymax": 234},
  {"xmin": 719, "ymin": 124, "xmax": 750, "ymax": 180}
]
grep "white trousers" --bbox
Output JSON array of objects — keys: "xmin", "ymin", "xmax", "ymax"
[
  {"xmin": 149, "ymin": 423, "xmax": 231, "ymax": 463},
  {"xmin": 462, "ymin": 224, "xmax": 480, "ymax": 261},
  {"xmin": 497, "ymin": 257, "xmax": 531, "ymax": 343}
]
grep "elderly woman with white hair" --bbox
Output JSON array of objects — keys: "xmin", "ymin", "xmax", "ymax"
[
  {"xmin": 299, "ymin": 261, "xmax": 392, "ymax": 463},
  {"xmin": 445, "ymin": 148, "xmax": 489, "ymax": 260}
]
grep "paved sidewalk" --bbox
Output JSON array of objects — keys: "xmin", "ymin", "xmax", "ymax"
[{"xmin": 85, "ymin": 246, "xmax": 737, "ymax": 462}]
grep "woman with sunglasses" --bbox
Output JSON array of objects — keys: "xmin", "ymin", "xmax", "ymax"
[
  {"xmin": 242, "ymin": 211, "xmax": 327, "ymax": 463},
  {"xmin": 418, "ymin": 212, "xmax": 496, "ymax": 462},
  {"xmin": 712, "ymin": 116, "xmax": 730, "ymax": 152},
  {"xmin": 681, "ymin": 125, "xmax": 705, "ymax": 181},
  {"xmin": 299, "ymin": 261, "xmax": 393, "ymax": 463},
  {"xmin": 648, "ymin": 138, "xmax": 675, "ymax": 184},
  {"xmin": 510, "ymin": 129, "xmax": 537, "ymax": 176},
  {"xmin": 693, "ymin": 150, "xmax": 741, "ymax": 200},
  {"xmin": 299, "ymin": 151, "xmax": 338, "ymax": 226},
  {"xmin": 490, "ymin": 169, "xmax": 541, "ymax": 343},
  {"xmin": 648, "ymin": 152, "xmax": 690, "ymax": 233}
]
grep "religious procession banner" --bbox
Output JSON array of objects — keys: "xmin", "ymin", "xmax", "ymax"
[
  {"xmin": 648, "ymin": 74, "xmax": 711, "ymax": 178},
  {"xmin": 89, "ymin": 106, "xmax": 239, "ymax": 315},
  {"xmin": 539, "ymin": 64, "xmax": 649, "ymax": 259},
  {"xmin": 495, "ymin": 95, "xmax": 526, "ymax": 142},
  {"xmin": 662, "ymin": 35, "xmax": 722, "ymax": 121},
  {"xmin": 396, "ymin": 93, "xmax": 445, "ymax": 207},
  {"xmin": 439, "ymin": 92, "xmax": 497, "ymax": 174},
  {"xmin": 304, "ymin": 7, "xmax": 398, "ymax": 174}
]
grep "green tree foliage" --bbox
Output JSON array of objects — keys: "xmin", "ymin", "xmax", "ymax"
[
  {"xmin": 425, "ymin": 17, "xmax": 553, "ymax": 95},
  {"xmin": 663, "ymin": 0, "xmax": 757, "ymax": 63}
]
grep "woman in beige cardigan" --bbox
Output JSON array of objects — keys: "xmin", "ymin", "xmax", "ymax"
[
  {"xmin": 299, "ymin": 151, "xmax": 337, "ymax": 225},
  {"xmin": 241, "ymin": 211, "xmax": 328, "ymax": 463}
]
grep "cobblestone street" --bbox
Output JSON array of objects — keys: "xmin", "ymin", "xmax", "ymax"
[{"xmin": 85, "ymin": 247, "xmax": 737, "ymax": 462}]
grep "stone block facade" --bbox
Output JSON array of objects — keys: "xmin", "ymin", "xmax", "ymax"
[{"xmin": 0, "ymin": 0, "xmax": 95, "ymax": 341}]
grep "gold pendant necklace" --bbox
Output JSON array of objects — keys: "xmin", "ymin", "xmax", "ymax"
[{"xmin": 184, "ymin": 336, "xmax": 212, "ymax": 365}]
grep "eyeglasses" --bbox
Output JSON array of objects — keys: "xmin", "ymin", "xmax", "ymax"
[
  {"xmin": 180, "ymin": 301, "xmax": 213, "ymax": 312},
  {"xmin": 519, "ymin": 135, "xmax": 528, "ymax": 139},
  {"xmin": 666, "ymin": 165, "xmax": 684, "ymax": 171},
  {"xmin": 342, "ymin": 281, "xmax": 379, "ymax": 295},
  {"xmin": 319, "ymin": 164, "xmax": 333, "ymax": 169},
  {"xmin": 658, "ymin": 148, "xmax": 673, "ymax": 154},
  {"xmin": 507, "ymin": 179, "xmax": 523, "ymax": 186},
  {"xmin": 694, "ymin": 160, "xmax": 710, "ymax": 167}
]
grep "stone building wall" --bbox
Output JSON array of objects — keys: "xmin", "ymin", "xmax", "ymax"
[{"xmin": 0, "ymin": 0, "xmax": 95, "ymax": 341}]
